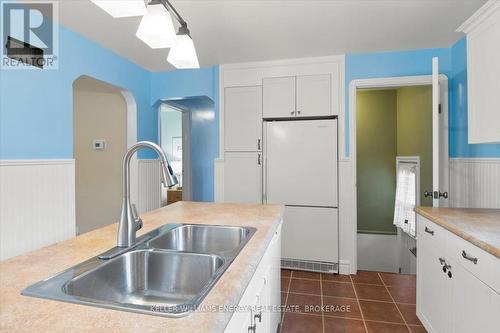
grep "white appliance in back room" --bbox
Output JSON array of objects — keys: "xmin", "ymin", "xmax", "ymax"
[{"xmin": 264, "ymin": 118, "xmax": 339, "ymax": 273}]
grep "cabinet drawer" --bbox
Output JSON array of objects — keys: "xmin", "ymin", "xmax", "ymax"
[
  {"xmin": 447, "ymin": 231, "xmax": 500, "ymax": 293},
  {"xmin": 417, "ymin": 215, "xmax": 447, "ymax": 253}
]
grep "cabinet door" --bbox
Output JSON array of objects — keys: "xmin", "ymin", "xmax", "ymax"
[
  {"xmin": 449, "ymin": 261, "xmax": 500, "ymax": 333},
  {"xmin": 225, "ymin": 86, "xmax": 262, "ymax": 151},
  {"xmin": 296, "ymin": 74, "xmax": 331, "ymax": 117},
  {"xmin": 224, "ymin": 152, "xmax": 262, "ymax": 204},
  {"xmin": 466, "ymin": 5, "xmax": 500, "ymax": 143},
  {"xmin": 263, "ymin": 77, "xmax": 296, "ymax": 118},
  {"xmin": 417, "ymin": 243, "xmax": 449, "ymax": 333}
]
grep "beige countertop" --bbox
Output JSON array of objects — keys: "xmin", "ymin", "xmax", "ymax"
[
  {"xmin": 415, "ymin": 207, "xmax": 500, "ymax": 258},
  {"xmin": 0, "ymin": 202, "xmax": 284, "ymax": 333}
]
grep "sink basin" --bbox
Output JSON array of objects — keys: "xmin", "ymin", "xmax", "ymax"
[
  {"xmin": 22, "ymin": 223, "xmax": 256, "ymax": 317},
  {"xmin": 147, "ymin": 225, "xmax": 251, "ymax": 254},
  {"xmin": 64, "ymin": 249, "xmax": 223, "ymax": 314}
]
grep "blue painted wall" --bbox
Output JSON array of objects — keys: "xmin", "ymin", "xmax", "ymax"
[
  {"xmin": 0, "ymin": 25, "xmax": 151, "ymax": 159},
  {"xmin": 345, "ymin": 38, "xmax": 500, "ymax": 158},
  {"xmin": 150, "ymin": 67, "xmax": 219, "ymax": 202},
  {"xmin": 1, "ymin": 22, "xmax": 219, "ymax": 202},
  {"xmin": 449, "ymin": 38, "xmax": 500, "ymax": 157}
]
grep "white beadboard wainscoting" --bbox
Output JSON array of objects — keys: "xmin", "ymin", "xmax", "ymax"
[
  {"xmin": 137, "ymin": 159, "xmax": 161, "ymax": 214},
  {"xmin": 449, "ymin": 158, "xmax": 500, "ymax": 208},
  {"xmin": 0, "ymin": 160, "xmax": 76, "ymax": 260}
]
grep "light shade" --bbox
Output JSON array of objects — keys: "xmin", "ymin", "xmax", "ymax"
[
  {"xmin": 91, "ymin": 0, "xmax": 146, "ymax": 18},
  {"xmin": 136, "ymin": 4, "xmax": 176, "ymax": 49},
  {"xmin": 167, "ymin": 34, "xmax": 200, "ymax": 69}
]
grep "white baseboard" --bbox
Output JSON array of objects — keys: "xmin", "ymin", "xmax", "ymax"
[
  {"xmin": 0, "ymin": 159, "xmax": 76, "ymax": 260},
  {"xmin": 449, "ymin": 158, "xmax": 500, "ymax": 208}
]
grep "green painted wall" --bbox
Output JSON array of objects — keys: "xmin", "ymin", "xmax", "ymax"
[
  {"xmin": 397, "ymin": 86, "xmax": 433, "ymax": 207},
  {"xmin": 356, "ymin": 86, "xmax": 432, "ymax": 234},
  {"xmin": 356, "ymin": 90, "xmax": 397, "ymax": 234}
]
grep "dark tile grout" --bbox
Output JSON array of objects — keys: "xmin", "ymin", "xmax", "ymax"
[{"xmin": 280, "ymin": 269, "xmax": 424, "ymax": 333}]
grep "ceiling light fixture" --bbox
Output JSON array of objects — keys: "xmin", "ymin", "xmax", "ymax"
[
  {"xmin": 136, "ymin": 3, "xmax": 176, "ymax": 49},
  {"xmin": 92, "ymin": 0, "xmax": 200, "ymax": 69},
  {"xmin": 90, "ymin": 0, "xmax": 147, "ymax": 18},
  {"xmin": 167, "ymin": 26, "xmax": 199, "ymax": 69}
]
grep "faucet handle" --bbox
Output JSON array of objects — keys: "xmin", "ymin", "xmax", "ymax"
[{"xmin": 131, "ymin": 204, "xmax": 143, "ymax": 230}]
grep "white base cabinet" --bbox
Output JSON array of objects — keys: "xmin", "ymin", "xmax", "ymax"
[
  {"xmin": 225, "ymin": 222, "xmax": 282, "ymax": 333},
  {"xmin": 416, "ymin": 214, "xmax": 500, "ymax": 333},
  {"xmin": 223, "ymin": 152, "xmax": 262, "ymax": 204}
]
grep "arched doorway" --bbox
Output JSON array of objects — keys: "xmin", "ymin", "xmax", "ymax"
[{"xmin": 73, "ymin": 76, "xmax": 137, "ymax": 234}]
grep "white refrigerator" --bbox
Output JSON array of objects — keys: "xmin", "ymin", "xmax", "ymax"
[{"xmin": 264, "ymin": 119, "xmax": 339, "ymax": 272}]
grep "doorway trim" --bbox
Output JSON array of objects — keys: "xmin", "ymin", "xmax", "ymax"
[
  {"xmin": 158, "ymin": 101, "xmax": 193, "ymax": 201},
  {"xmin": 349, "ymin": 75, "xmax": 449, "ymax": 274}
]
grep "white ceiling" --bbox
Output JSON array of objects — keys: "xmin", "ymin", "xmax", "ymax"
[{"xmin": 57, "ymin": 0, "xmax": 487, "ymax": 72}]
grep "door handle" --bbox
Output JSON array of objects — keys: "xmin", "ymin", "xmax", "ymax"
[{"xmin": 424, "ymin": 191, "xmax": 448, "ymax": 199}]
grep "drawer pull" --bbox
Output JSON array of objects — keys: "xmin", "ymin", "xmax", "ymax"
[
  {"xmin": 424, "ymin": 227, "xmax": 434, "ymax": 235},
  {"xmin": 462, "ymin": 250, "xmax": 478, "ymax": 264}
]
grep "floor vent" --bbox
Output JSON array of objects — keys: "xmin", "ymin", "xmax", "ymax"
[{"xmin": 281, "ymin": 258, "xmax": 338, "ymax": 274}]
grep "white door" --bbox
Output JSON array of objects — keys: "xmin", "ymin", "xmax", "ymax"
[
  {"xmin": 265, "ymin": 119, "xmax": 338, "ymax": 207},
  {"xmin": 282, "ymin": 206, "xmax": 338, "ymax": 263},
  {"xmin": 296, "ymin": 74, "xmax": 332, "ymax": 117},
  {"xmin": 430, "ymin": 57, "xmax": 449, "ymax": 207},
  {"xmin": 224, "ymin": 152, "xmax": 262, "ymax": 204},
  {"xmin": 263, "ymin": 77, "xmax": 296, "ymax": 118},
  {"xmin": 449, "ymin": 261, "xmax": 500, "ymax": 333},
  {"xmin": 224, "ymin": 86, "xmax": 262, "ymax": 151},
  {"xmin": 417, "ymin": 243, "xmax": 449, "ymax": 333}
]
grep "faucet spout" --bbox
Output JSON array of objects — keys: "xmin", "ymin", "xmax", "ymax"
[{"xmin": 117, "ymin": 141, "xmax": 178, "ymax": 248}]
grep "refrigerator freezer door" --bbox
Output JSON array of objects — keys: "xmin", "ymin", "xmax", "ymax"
[
  {"xmin": 265, "ymin": 119, "xmax": 338, "ymax": 207},
  {"xmin": 282, "ymin": 206, "xmax": 338, "ymax": 263}
]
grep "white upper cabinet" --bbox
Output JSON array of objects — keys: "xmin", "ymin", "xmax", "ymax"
[
  {"xmin": 224, "ymin": 86, "xmax": 262, "ymax": 151},
  {"xmin": 296, "ymin": 74, "xmax": 332, "ymax": 117},
  {"xmin": 458, "ymin": 1, "xmax": 500, "ymax": 143},
  {"xmin": 263, "ymin": 74, "xmax": 333, "ymax": 118},
  {"xmin": 262, "ymin": 76, "xmax": 296, "ymax": 118}
]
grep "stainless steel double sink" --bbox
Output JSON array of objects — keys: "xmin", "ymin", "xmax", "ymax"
[{"xmin": 22, "ymin": 224, "xmax": 256, "ymax": 317}]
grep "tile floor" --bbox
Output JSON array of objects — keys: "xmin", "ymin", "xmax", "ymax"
[{"xmin": 280, "ymin": 269, "xmax": 426, "ymax": 333}]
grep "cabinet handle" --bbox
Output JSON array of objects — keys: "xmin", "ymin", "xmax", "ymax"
[
  {"xmin": 254, "ymin": 312, "xmax": 262, "ymax": 323},
  {"xmin": 257, "ymin": 154, "xmax": 261, "ymax": 165},
  {"xmin": 248, "ymin": 323, "xmax": 256, "ymax": 333},
  {"xmin": 424, "ymin": 227, "xmax": 434, "ymax": 235},
  {"xmin": 438, "ymin": 257, "xmax": 446, "ymax": 265},
  {"xmin": 297, "ymin": 110, "xmax": 301, "ymax": 115},
  {"xmin": 461, "ymin": 250, "xmax": 478, "ymax": 264},
  {"xmin": 442, "ymin": 263, "xmax": 451, "ymax": 273},
  {"xmin": 290, "ymin": 111, "xmax": 295, "ymax": 115},
  {"xmin": 257, "ymin": 139, "xmax": 261, "ymax": 150}
]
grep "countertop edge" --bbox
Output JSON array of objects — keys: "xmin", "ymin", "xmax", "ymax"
[{"xmin": 415, "ymin": 207, "xmax": 500, "ymax": 259}]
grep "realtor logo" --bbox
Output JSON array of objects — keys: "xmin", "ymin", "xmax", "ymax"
[{"xmin": 1, "ymin": 1, "xmax": 59, "ymax": 69}]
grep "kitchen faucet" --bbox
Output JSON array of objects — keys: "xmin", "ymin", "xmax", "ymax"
[
  {"xmin": 118, "ymin": 141, "xmax": 178, "ymax": 247},
  {"xmin": 99, "ymin": 141, "xmax": 177, "ymax": 260}
]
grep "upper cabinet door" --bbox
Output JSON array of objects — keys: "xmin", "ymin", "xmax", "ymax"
[
  {"xmin": 224, "ymin": 86, "xmax": 262, "ymax": 151},
  {"xmin": 458, "ymin": 1, "xmax": 500, "ymax": 143},
  {"xmin": 296, "ymin": 74, "xmax": 332, "ymax": 117},
  {"xmin": 263, "ymin": 76, "xmax": 296, "ymax": 118}
]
